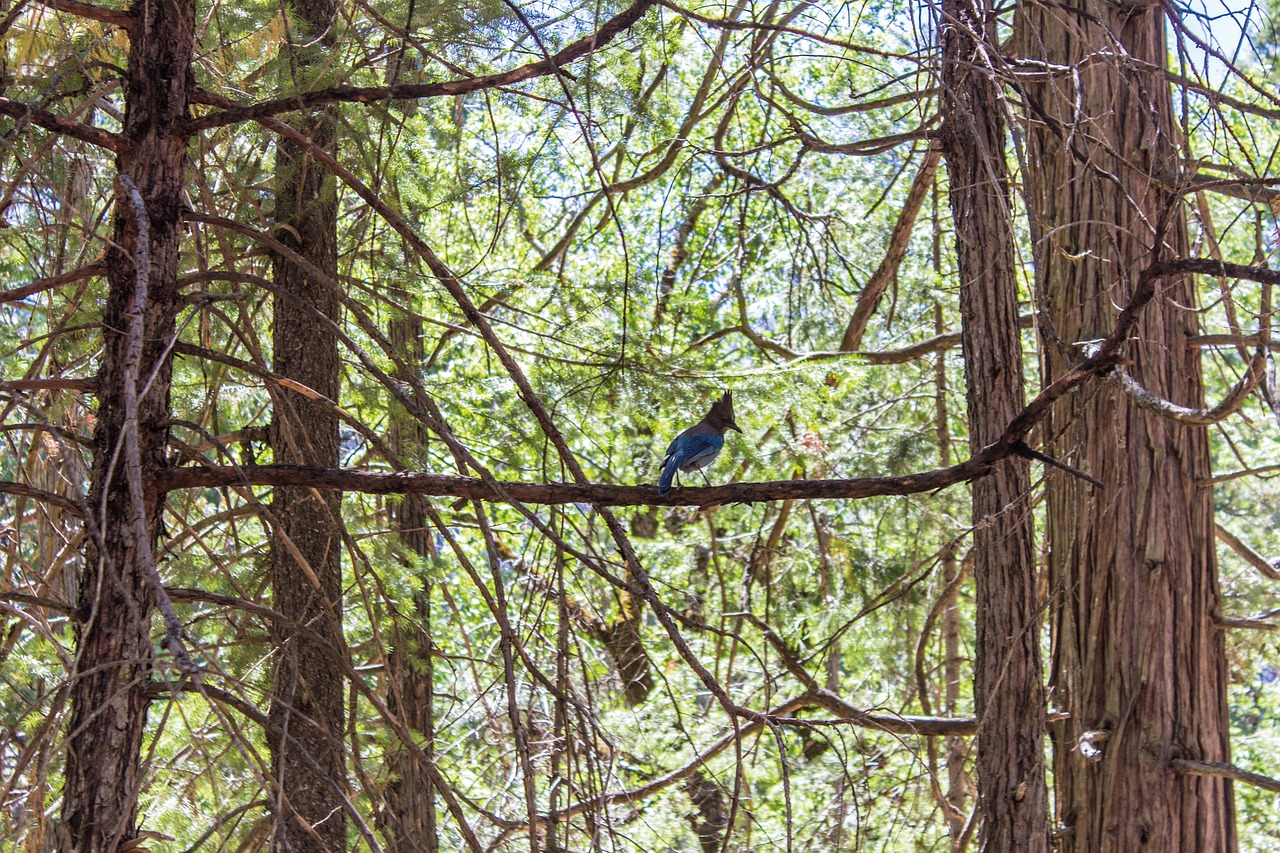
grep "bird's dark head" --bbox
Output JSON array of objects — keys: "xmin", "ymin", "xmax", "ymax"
[{"xmin": 707, "ymin": 390, "xmax": 742, "ymax": 433}]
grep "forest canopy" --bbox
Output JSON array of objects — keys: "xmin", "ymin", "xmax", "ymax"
[{"xmin": 1, "ymin": 0, "xmax": 1278, "ymax": 851}]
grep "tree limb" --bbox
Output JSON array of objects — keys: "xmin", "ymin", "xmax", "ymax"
[
  {"xmin": 0, "ymin": 262, "xmax": 106, "ymax": 304},
  {"xmin": 35, "ymin": 0, "xmax": 133, "ymax": 28},
  {"xmin": 183, "ymin": 0, "xmax": 658, "ymax": 133},
  {"xmin": 1214, "ymin": 524, "xmax": 1280, "ymax": 581},
  {"xmin": 840, "ymin": 146, "xmax": 942, "ymax": 351},
  {"xmin": 1111, "ymin": 344, "xmax": 1266, "ymax": 426},
  {"xmin": 1169, "ymin": 758, "xmax": 1280, "ymax": 793},
  {"xmin": 0, "ymin": 97, "xmax": 123, "ymax": 152}
]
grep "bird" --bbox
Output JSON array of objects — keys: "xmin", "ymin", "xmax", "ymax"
[{"xmin": 658, "ymin": 391, "xmax": 742, "ymax": 495}]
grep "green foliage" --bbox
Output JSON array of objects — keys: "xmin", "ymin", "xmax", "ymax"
[{"xmin": 1, "ymin": 0, "xmax": 1278, "ymax": 849}]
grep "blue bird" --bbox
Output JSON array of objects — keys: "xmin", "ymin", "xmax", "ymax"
[{"xmin": 658, "ymin": 391, "xmax": 742, "ymax": 495}]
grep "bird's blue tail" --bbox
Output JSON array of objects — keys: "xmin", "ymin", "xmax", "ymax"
[{"xmin": 658, "ymin": 456, "xmax": 678, "ymax": 495}]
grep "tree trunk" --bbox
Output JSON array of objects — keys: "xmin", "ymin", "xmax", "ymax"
[
  {"xmin": 61, "ymin": 2, "xmax": 196, "ymax": 851},
  {"xmin": 382, "ymin": 314, "xmax": 440, "ymax": 853},
  {"xmin": 941, "ymin": 0, "xmax": 1048, "ymax": 848},
  {"xmin": 1014, "ymin": 1, "xmax": 1237, "ymax": 849},
  {"xmin": 268, "ymin": 0, "xmax": 347, "ymax": 849}
]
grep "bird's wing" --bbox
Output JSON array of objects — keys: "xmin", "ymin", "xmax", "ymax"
[
  {"xmin": 676, "ymin": 434, "xmax": 723, "ymax": 470},
  {"xmin": 660, "ymin": 435, "xmax": 681, "ymax": 468}
]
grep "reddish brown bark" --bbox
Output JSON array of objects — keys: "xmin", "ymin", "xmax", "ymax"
[
  {"xmin": 61, "ymin": 1, "xmax": 196, "ymax": 851},
  {"xmin": 1015, "ymin": 1, "xmax": 1237, "ymax": 849},
  {"xmin": 941, "ymin": 0, "xmax": 1048, "ymax": 848}
]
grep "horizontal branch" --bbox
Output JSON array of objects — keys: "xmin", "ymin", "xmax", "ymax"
[
  {"xmin": 0, "ymin": 480, "xmax": 84, "ymax": 515},
  {"xmin": 0, "ymin": 378, "xmax": 98, "ymax": 393},
  {"xmin": 0, "ymin": 262, "xmax": 106, "ymax": 304},
  {"xmin": 491, "ymin": 687, "xmax": 1066, "ymax": 844},
  {"xmin": 183, "ymin": 0, "xmax": 657, "ymax": 133},
  {"xmin": 1215, "ymin": 616, "xmax": 1278, "ymax": 631},
  {"xmin": 1190, "ymin": 333, "xmax": 1280, "ymax": 351},
  {"xmin": 1170, "ymin": 758, "xmax": 1280, "ymax": 794},
  {"xmin": 155, "ymin": 462, "xmax": 995, "ymax": 506},
  {"xmin": 0, "ymin": 97, "xmax": 122, "ymax": 152},
  {"xmin": 35, "ymin": 0, "xmax": 133, "ymax": 28},
  {"xmin": 148, "ymin": 258, "xmax": 1225, "ymax": 507}
]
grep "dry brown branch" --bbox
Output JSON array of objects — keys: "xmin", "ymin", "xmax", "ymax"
[
  {"xmin": 154, "ymin": 258, "xmax": 1241, "ymax": 511},
  {"xmin": 1214, "ymin": 524, "xmax": 1280, "ymax": 581},
  {"xmin": 35, "ymin": 0, "xmax": 133, "ymax": 27},
  {"xmin": 0, "ymin": 262, "xmax": 106, "ymax": 304},
  {"xmin": 0, "ymin": 97, "xmax": 122, "ymax": 152},
  {"xmin": 0, "ymin": 480, "xmax": 84, "ymax": 514},
  {"xmin": 841, "ymin": 147, "xmax": 942, "ymax": 352},
  {"xmin": 1169, "ymin": 759, "xmax": 1280, "ymax": 793}
]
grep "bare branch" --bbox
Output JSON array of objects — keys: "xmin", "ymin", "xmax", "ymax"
[
  {"xmin": 1214, "ymin": 524, "xmax": 1280, "ymax": 581},
  {"xmin": 0, "ymin": 262, "xmax": 106, "ymax": 304},
  {"xmin": 0, "ymin": 378, "xmax": 97, "ymax": 393},
  {"xmin": 0, "ymin": 479, "xmax": 85, "ymax": 515},
  {"xmin": 1112, "ymin": 345, "xmax": 1266, "ymax": 426},
  {"xmin": 0, "ymin": 97, "xmax": 123, "ymax": 152},
  {"xmin": 841, "ymin": 147, "xmax": 942, "ymax": 351},
  {"xmin": 183, "ymin": 0, "xmax": 658, "ymax": 133},
  {"xmin": 114, "ymin": 173, "xmax": 192, "ymax": 671},
  {"xmin": 35, "ymin": 0, "xmax": 133, "ymax": 28},
  {"xmin": 1170, "ymin": 759, "xmax": 1280, "ymax": 794}
]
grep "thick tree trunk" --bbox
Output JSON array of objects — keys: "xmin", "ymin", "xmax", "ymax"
[
  {"xmin": 267, "ymin": 1, "xmax": 347, "ymax": 850},
  {"xmin": 941, "ymin": 0, "xmax": 1048, "ymax": 849},
  {"xmin": 1015, "ymin": 2, "xmax": 1237, "ymax": 849},
  {"xmin": 61, "ymin": 2, "xmax": 196, "ymax": 851}
]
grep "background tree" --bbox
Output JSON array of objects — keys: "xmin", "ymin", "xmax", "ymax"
[{"xmin": 266, "ymin": 0, "xmax": 347, "ymax": 848}]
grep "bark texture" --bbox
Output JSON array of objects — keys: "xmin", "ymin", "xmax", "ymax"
[
  {"xmin": 61, "ymin": 2, "xmax": 196, "ymax": 850},
  {"xmin": 268, "ymin": 0, "xmax": 347, "ymax": 849},
  {"xmin": 382, "ymin": 314, "xmax": 440, "ymax": 853},
  {"xmin": 941, "ymin": 0, "xmax": 1048, "ymax": 848},
  {"xmin": 1015, "ymin": 1, "xmax": 1236, "ymax": 849}
]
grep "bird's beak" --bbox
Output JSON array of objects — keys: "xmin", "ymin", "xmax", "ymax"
[{"xmin": 729, "ymin": 422, "xmax": 743, "ymax": 433}]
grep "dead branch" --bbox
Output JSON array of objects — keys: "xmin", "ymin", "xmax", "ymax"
[
  {"xmin": 114, "ymin": 173, "xmax": 192, "ymax": 670},
  {"xmin": 0, "ymin": 262, "xmax": 106, "ymax": 304},
  {"xmin": 1170, "ymin": 759, "xmax": 1280, "ymax": 794},
  {"xmin": 0, "ymin": 97, "xmax": 122, "ymax": 152},
  {"xmin": 841, "ymin": 147, "xmax": 942, "ymax": 352},
  {"xmin": 183, "ymin": 0, "xmax": 659, "ymax": 133},
  {"xmin": 1214, "ymin": 524, "xmax": 1280, "ymax": 581},
  {"xmin": 35, "ymin": 0, "xmax": 133, "ymax": 28},
  {"xmin": 0, "ymin": 480, "xmax": 83, "ymax": 514}
]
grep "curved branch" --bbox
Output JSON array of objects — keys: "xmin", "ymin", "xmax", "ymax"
[
  {"xmin": 1112, "ymin": 345, "xmax": 1266, "ymax": 426},
  {"xmin": 183, "ymin": 0, "xmax": 658, "ymax": 133},
  {"xmin": 489, "ymin": 689, "xmax": 1065, "ymax": 846}
]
